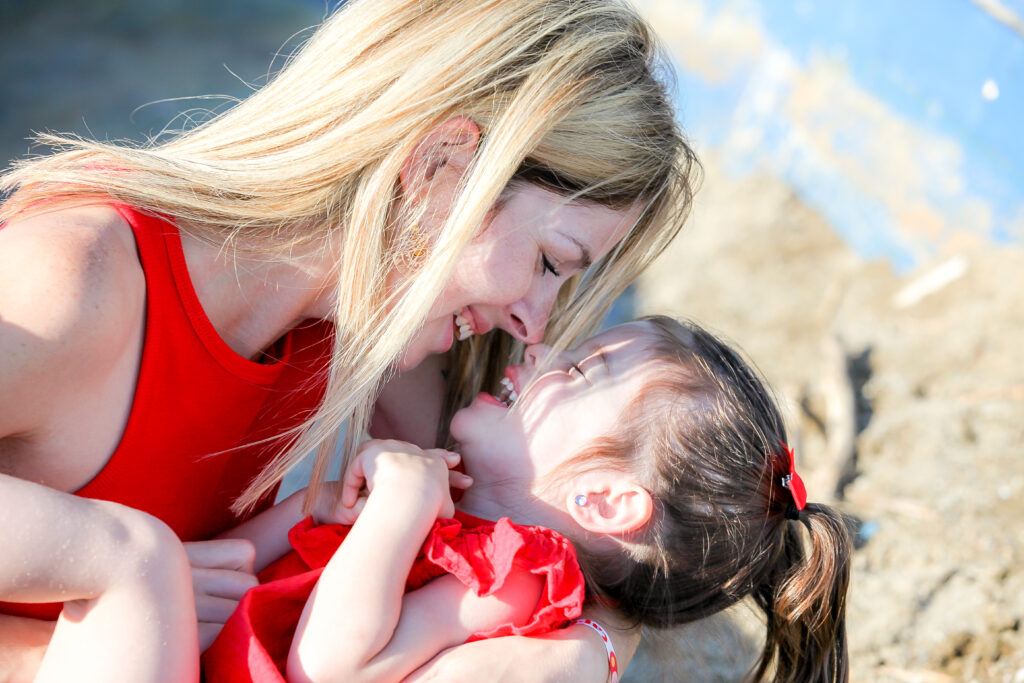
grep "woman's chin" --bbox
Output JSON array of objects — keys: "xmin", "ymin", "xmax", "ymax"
[{"xmin": 398, "ymin": 321, "xmax": 455, "ymax": 370}]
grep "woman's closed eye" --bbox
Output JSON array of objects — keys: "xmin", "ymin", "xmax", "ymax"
[{"xmin": 541, "ymin": 254, "xmax": 561, "ymax": 277}]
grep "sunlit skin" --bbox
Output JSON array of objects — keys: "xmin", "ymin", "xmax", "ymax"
[
  {"xmin": 277, "ymin": 323, "xmax": 663, "ymax": 680},
  {"xmin": 451, "ymin": 321, "xmax": 661, "ymax": 520},
  {"xmin": 395, "ymin": 185, "xmax": 642, "ymax": 370}
]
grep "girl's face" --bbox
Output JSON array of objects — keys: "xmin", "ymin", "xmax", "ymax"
[
  {"xmin": 450, "ymin": 321, "xmax": 658, "ymax": 494},
  {"xmin": 396, "ymin": 184, "xmax": 641, "ymax": 370}
]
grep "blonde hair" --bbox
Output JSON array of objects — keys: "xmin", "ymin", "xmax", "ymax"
[{"xmin": 1, "ymin": 0, "xmax": 699, "ymax": 513}]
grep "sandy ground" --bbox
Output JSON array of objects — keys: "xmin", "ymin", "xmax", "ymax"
[{"xmin": 620, "ymin": 157, "xmax": 1024, "ymax": 682}]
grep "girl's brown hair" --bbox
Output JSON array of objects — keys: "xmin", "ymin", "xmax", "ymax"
[{"xmin": 562, "ymin": 316, "xmax": 852, "ymax": 682}]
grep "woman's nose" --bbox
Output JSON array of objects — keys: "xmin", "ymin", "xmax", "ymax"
[
  {"xmin": 504, "ymin": 278, "xmax": 560, "ymax": 344},
  {"xmin": 506, "ymin": 310, "xmax": 546, "ymax": 344}
]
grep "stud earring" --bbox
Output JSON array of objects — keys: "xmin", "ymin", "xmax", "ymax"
[
  {"xmin": 393, "ymin": 224, "xmax": 430, "ymax": 274},
  {"xmin": 573, "ymin": 494, "xmax": 588, "ymax": 507}
]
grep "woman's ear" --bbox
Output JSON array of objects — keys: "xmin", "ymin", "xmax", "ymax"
[
  {"xmin": 565, "ymin": 472, "xmax": 653, "ymax": 536},
  {"xmin": 399, "ymin": 116, "xmax": 481, "ymax": 201}
]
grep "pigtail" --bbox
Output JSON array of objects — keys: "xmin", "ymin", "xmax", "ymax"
[
  {"xmin": 551, "ymin": 317, "xmax": 854, "ymax": 681},
  {"xmin": 753, "ymin": 503, "xmax": 852, "ymax": 683}
]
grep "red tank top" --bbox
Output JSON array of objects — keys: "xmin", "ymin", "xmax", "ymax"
[{"xmin": 2, "ymin": 205, "xmax": 333, "ymax": 619}]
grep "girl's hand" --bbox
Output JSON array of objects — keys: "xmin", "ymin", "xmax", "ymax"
[
  {"xmin": 340, "ymin": 439, "xmax": 470, "ymax": 520},
  {"xmin": 183, "ymin": 539, "xmax": 258, "ymax": 652}
]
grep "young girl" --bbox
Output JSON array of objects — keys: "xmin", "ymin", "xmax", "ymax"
[{"xmin": 201, "ymin": 315, "xmax": 852, "ymax": 683}]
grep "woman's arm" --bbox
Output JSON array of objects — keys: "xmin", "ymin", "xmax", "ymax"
[
  {"xmin": 0, "ymin": 206, "xmax": 201, "ymax": 678},
  {"xmin": 0, "ymin": 474, "xmax": 199, "ymax": 683}
]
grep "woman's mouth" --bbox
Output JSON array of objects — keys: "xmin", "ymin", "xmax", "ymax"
[{"xmin": 455, "ymin": 307, "xmax": 474, "ymax": 341}]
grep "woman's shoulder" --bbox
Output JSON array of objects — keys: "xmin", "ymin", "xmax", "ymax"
[
  {"xmin": 0, "ymin": 204, "xmax": 145, "ymax": 433},
  {"xmin": 1, "ymin": 204, "xmax": 143, "ymax": 326}
]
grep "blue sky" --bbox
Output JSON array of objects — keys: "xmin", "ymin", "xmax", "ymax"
[{"xmin": 667, "ymin": 0, "xmax": 1023, "ymax": 269}]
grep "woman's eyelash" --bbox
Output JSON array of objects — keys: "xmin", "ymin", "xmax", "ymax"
[
  {"xmin": 541, "ymin": 254, "xmax": 561, "ymax": 277},
  {"xmin": 569, "ymin": 362, "xmax": 586, "ymax": 379}
]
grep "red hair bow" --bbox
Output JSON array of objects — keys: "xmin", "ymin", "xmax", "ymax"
[{"xmin": 779, "ymin": 441, "xmax": 807, "ymax": 511}]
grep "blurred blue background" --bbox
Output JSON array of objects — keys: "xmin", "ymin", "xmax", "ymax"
[{"xmin": 639, "ymin": 0, "xmax": 1024, "ymax": 271}]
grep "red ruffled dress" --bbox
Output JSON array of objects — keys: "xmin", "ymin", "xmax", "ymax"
[{"xmin": 203, "ymin": 512, "xmax": 586, "ymax": 682}]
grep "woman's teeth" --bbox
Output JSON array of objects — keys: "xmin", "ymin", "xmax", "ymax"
[
  {"xmin": 498, "ymin": 377, "xmax": 518, "ymax": 406},
  {"xmin": 455, "ymin": 308, "xmax": 473, "ymax": 341}
]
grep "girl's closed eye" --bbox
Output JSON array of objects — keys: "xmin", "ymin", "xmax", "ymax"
[{"xmin": 568, "ymin": 361, "xmax": 590, "ymax": 384}]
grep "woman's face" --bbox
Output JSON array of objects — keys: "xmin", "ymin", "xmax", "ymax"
[{"xmin": 397, "ymin": 183, "xmax": 641, "ymax": 370}]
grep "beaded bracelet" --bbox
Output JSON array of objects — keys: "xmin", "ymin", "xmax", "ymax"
[{"xmin": 571, "ymin": 618, "xmax": 619, "ymax": 683}]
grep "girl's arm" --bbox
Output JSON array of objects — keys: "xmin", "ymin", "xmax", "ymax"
[
  {"xmin": 287, "ymin": 440, "xmax": 484, "ymax": 683},
  {"xmin": 405, "ymin": 604, "xmax": 641, "ymax": 683}
]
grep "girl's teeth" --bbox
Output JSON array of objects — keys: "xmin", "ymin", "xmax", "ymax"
[{"xmin": 497, "ymin": 377, "xmax": 517, "ymax": 406}]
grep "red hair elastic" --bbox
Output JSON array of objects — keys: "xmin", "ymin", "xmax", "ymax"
[{"xmin": 779, "ymin": 441, "xmax": 807, "ymax": 511}]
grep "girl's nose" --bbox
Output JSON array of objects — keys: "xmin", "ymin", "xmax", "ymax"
[{"xmin": 523, "ymin": 343, "xmax": 553, "ymax": 367}]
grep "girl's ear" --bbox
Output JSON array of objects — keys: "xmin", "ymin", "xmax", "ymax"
[
  {"xmin": 565, "ymin": 472, "xmax": 653, "ymax": 536},
  {"xmin": 399, "ymin": 117, "xmax": 481, "ymax": 201}
]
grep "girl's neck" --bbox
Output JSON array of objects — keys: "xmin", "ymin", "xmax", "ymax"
[
  {"xmin": 178, "ymin": 226, "xmax": 335, "ymax": 360},
  {"xmin": 455, "ymin": 483, "xmax": 567, "ymax": 533},
  {"xmin": 454, "ymin": 490, "xmax": 511, "ymax": 522}
]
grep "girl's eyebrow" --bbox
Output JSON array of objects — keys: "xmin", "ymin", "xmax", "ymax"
[{"xmin": 577, "ymin": 348, "xmax": 609, "ymax": 376}]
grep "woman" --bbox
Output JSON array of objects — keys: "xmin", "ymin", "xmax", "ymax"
[{"xmin": 0, "ymin": 0, "xmax": 698, "ymax": 680}]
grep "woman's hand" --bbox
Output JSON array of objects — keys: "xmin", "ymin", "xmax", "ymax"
[
  {"xmin": 184, "ymin": 539, "xmax": 258, "ymax": 652},
  {"xmin": 339, "ymin": 439, "xmax": 471, "ymax": 521}
]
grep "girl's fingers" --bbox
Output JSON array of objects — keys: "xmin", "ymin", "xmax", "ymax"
[
  {"xmin": 343, "ymin": 496, "xmax": 367, "ymax": 521},
  {"xmin": 340, "ymin": 460, "xmax": 367, "ymax": 508},
  {"xmin": 449, "ymin": 471, "xmax": 473, "ymax": 489},
  {"xmin": 433, "ymin": 449, "xmax": 461, "ymax": 468},
  {"xmin": 322, "ymin": 495, "xmax": 367, "ymax": 526}
]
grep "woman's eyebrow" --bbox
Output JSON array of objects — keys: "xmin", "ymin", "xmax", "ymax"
[{"xmin": 560, "ymin": 232, "xmax": 593, "ymax": 269}]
